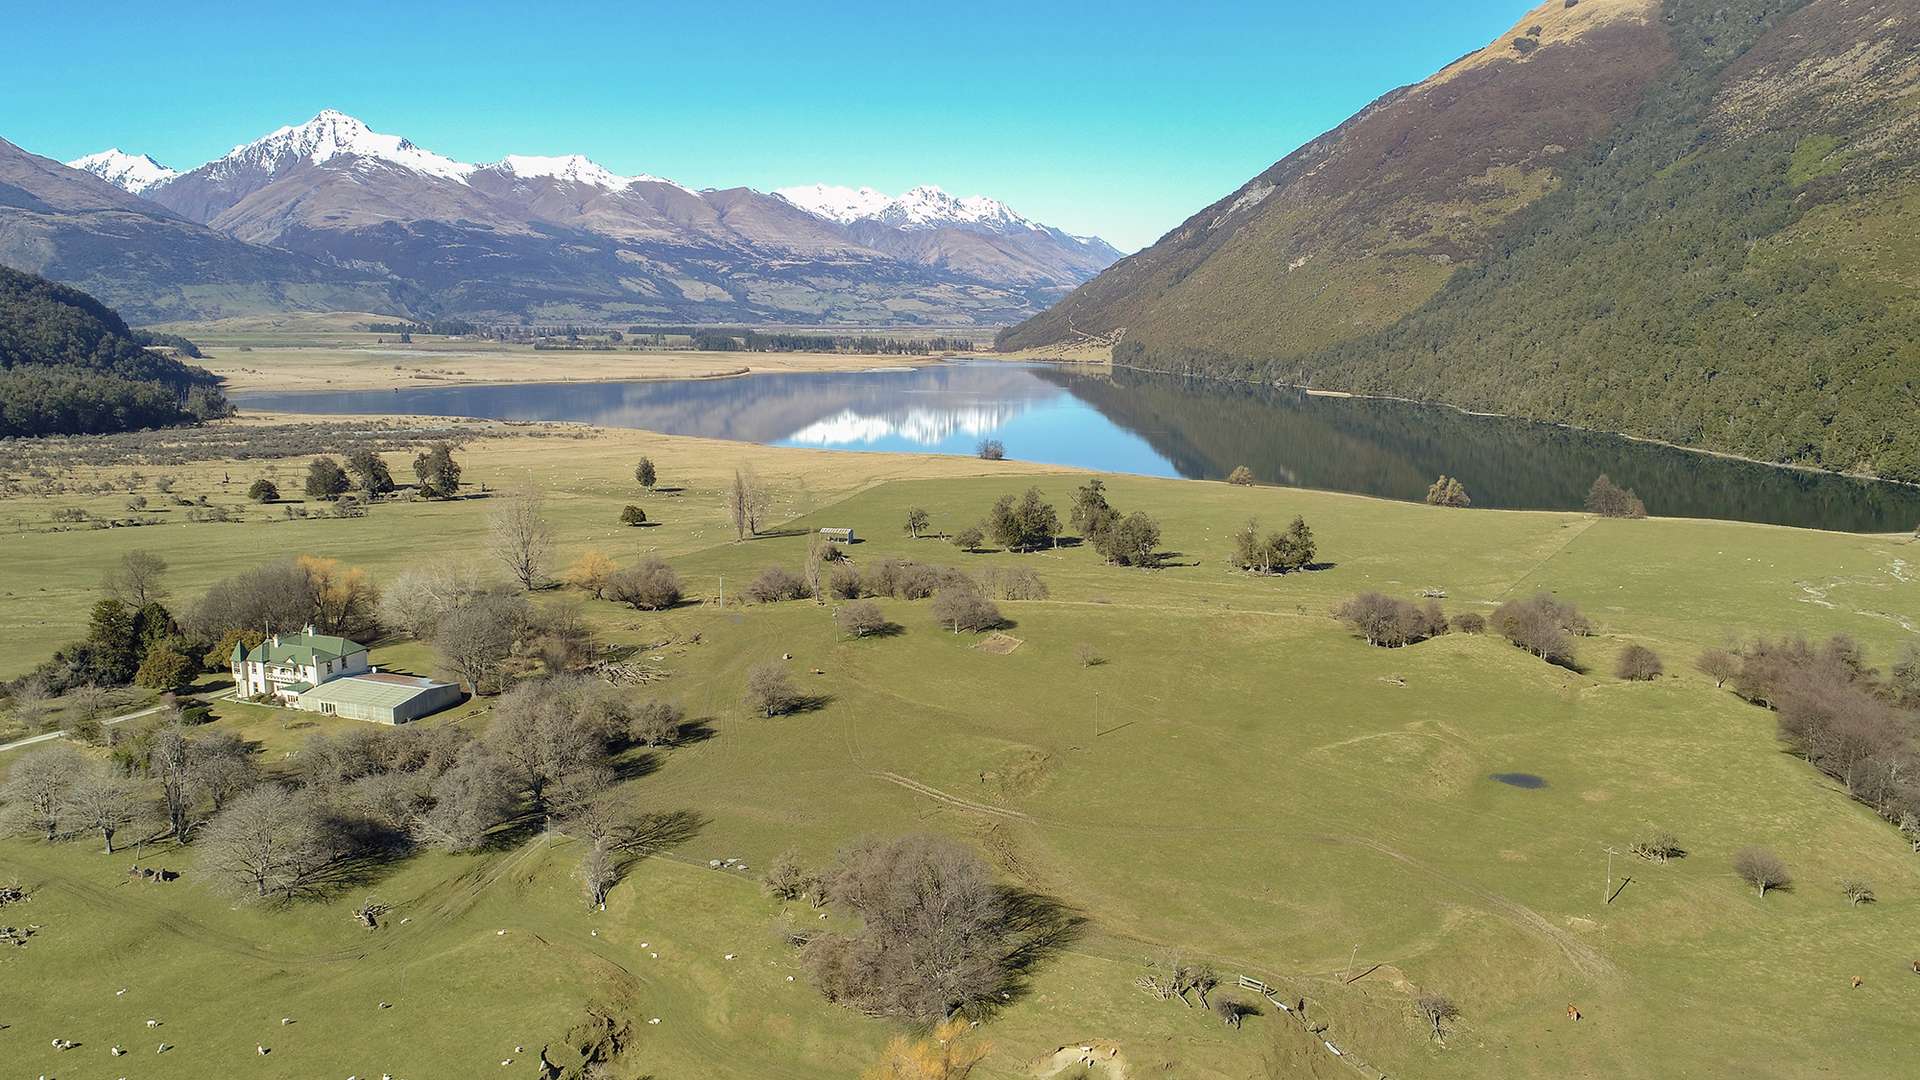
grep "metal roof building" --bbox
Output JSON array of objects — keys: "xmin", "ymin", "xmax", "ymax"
[{"xmin": 297, "ymin": 672, "xmax": 461, "ymax": 725}]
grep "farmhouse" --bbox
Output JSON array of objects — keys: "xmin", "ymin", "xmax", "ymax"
[
  {"xmin": 231, "ymin": 626, "xmax": 458, "ymax": 724},
  {"xmin": 232, "ymin": 626, "xmax": 369, "ymax": 702}
]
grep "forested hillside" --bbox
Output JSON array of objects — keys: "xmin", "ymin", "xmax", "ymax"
[
  {"xmin": 0, "ymin": 266, "xmax": 228, "ymax": 437},
  {"xmin": 1002, "ymin": 0, "xmax": 1920, "ymax": 483}
]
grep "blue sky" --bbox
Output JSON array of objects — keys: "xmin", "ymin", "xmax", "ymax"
[{"xmin": 1, "ymin": 1, "xmax": 1535, "ymax": 251}]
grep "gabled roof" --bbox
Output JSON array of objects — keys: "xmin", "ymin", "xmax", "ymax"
[{"xmin": 242, "ymin": 630, "xmax": 366, "ymax": 667}]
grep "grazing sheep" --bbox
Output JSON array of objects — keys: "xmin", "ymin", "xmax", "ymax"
[
  {"xmin": 146, "ymin": 1018, "xmax": 160, "ymax": 1027},
  {"xmin": 259, "ymin": 1045, "xmax": 271, "ymax": 1055}
]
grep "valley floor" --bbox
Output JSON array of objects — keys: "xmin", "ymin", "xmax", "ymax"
[{"xmin": 2, "ymin": 414, "xmax": 1916, "ymax": 1079}]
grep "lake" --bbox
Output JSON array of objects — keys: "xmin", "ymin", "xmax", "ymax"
[{"xmin": 231, "ymin": 361, "xmax": 1920, "ymax": 533}]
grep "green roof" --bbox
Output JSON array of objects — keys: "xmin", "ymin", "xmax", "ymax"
[
  {"xmin": 243, "ymin": 630, "xmax": 366, "ymax": 667},
  {"xmin": 299, "ymin": 673, "xmax": 453, "ymax": 710}
]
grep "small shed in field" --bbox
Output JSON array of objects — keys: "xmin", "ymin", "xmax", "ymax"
[
  {"xmin": 297, "ymin": 672, "xmax": 461, "ymax": 724},
  {"xmin": 819, "ymin": 527, "xmax": 855, "ymax": 543}
]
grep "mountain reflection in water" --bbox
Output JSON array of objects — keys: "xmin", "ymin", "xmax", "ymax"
[{"xmin": 231, "ymin": 361, "xmax": 1920, "ymax": 532}]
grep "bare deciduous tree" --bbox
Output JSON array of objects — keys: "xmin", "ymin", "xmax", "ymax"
[
  {"xmin": 1615, "ymin": 644, "xmax": 1664, "ymax": 681},
  {"xmin": 433, "ymin": 594, "xmax": 530, "ymax": 695},
  {"xmin": 836, "ymin": 600, "xmax": 891, "ymax": 638},
  {"xmin": 931, "ymin": 582, "xmax": 1002, "ymax": 634},
  {"xmin": 803, "ymin": 834, "xmax": 1021, "ymax": 1022},
  {"xmin": 1696, "ymin": 647, "xmax": 1740, "ymax": 689},
  {"xmin": 197, "ymin": 786, "xmax": 338, "ymax": 900},
  {"xmin": 103, "ymin": 550, "xmax": 169, "ymax": 607},
  {"xmin": 65, "ymin": 768, "xmax": 143, "ymax": 853},
  {"xmin": 1415, "ymin": 993, "xmax": 1460, "ymax": 1040},
  {"xmin": 728, "ymin": 468, "xmax": 771, "ymax": 540},
  {"xmin": 489, "ymin": 489, "xmax": 554, "ymax": 592},
  {"xmin": 417, "ymin": 743, "xmax": 518, "ymax": 852},
  {"xmin": 2, "ymin": 745, "xmax": 84, "ymax": 841},
  {"xmin": 1732, "ymin": 847, "xmax": 1791, "ymax": 898},
  {"xmin": 745, "ymin": 663, "xmax": 801, "ymax": 717},
  {"xmin": 629, "ymin": 700, "xmax": 687, "ymax": 747}
]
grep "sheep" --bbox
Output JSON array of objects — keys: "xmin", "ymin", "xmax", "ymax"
[
  {"xmin": 146, "ymin": 1018, "xmax": 160, "ymax": 1027},
  {"xmin": 258, "ymin": 1045, "xmax": 271, "ymax": 1055}
]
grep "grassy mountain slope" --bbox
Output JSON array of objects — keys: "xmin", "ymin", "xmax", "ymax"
[{"xmin": 1002, "ymin": 0, "xmax": 1920, "ymax": 483}]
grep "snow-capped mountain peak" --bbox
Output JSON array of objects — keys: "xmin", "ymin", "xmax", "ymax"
[
  {"xmin": 772, "ymin": 183, "xmax": 894, "ymax": 224},
  {"xmin": 774, "ymin": 182, "xmax": 1040, "ymax": 232},
  {"xmin": 480, "ymin": 154, "xmax": 690, "ymax": 193},
  {"xmin": 67, "ymin": 149, "xmax": 177, "ymax": 194},
  {"xmin": 206, "ymin": 109, "xmax": 475, "ymax": 184}
]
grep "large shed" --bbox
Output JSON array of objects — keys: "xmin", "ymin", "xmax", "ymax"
[{"xmin": 297, "ymin": 672, "xmax": 461, "ymax": 724}]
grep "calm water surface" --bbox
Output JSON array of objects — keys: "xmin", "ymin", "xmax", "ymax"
[{"xmin": 232, "ymin": 362, "xmax": 1920, "ymax": 532}]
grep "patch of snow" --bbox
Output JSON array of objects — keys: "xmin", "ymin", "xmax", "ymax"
[{"xmin": 67, "ymin": 149, "xmax": 177, "ymax": 194}]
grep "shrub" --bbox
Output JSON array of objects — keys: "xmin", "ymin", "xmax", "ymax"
[
  {"xmin": 1615, "ymin": 644, "xmax": 1664, "ymax": 681},
  {"xmin": 246, "ymin": 478, "xmax": 279, "ymax": 503},
  {"xmin": 1732, "ymin": 847, "xmax": 1790, "ymax": 898},
  {"xmin": 745, "ymin": 566, "xmax": 808, "ymax": 603},
  {"xmin": 828, "ymin": 563, "xmax": 862, "ymax": 600},
  {"xmin": 1426, "ymin": 475, "xmax": 1471, "ymax": 507},
  {"xmin": 619, "ymin": 505, "xmax": 647, "ymax": 526},
  {"xmin": 1450, "ymin": 612, "xmax": 1486, "ymax": 634},
  {"xmin": 1226, "ymin": 465, "xmax": 1254, "ymax": 486},
  {"xmin": 605, "ymin": 558, "xmax": 682, "ymax": 610}
]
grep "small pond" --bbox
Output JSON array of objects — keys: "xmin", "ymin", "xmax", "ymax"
[{"xmin": 1489, "ymin": 773, "xmax": 1548, "ymax": 789}]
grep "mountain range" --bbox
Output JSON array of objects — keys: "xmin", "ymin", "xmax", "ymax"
[
  {"xmin": 1003, "ymin": 0, "xmax": 1920, "ymax": 484},
  {"xmin": 1, "ymin": 110, "xmax": 1118, "ymax": 326}
]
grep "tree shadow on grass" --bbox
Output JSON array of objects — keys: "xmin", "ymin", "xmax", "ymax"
[
  {"xmin": 996, "ymin": 887, "xmax": 1088, "ymax": 1008},
  {"xmin": 624, "ymin": 808, "xmax": 706, "ymax": 854},
  {"xmin": 610, "ymin": 751, "xmax": 662, "ymax": 785},
  {"xmin": 747, "ymin": 528, "xmax": 810, "ymax": 540},
  {"xmin": 668, "ymin": 718, "xmax": 719, "ymax": 746},
  {"xmin": 776, "ymin": 694, "xmax": 835, "ymax": 717}
]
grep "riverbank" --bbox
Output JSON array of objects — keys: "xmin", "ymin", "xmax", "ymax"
[
  {"xmin": 1090, "ymin": 359, "xmax": 1920, "ymax": 496},
  {"xmin": 201, "ymin": 341, "xmax": 948, "ymax": 393}
]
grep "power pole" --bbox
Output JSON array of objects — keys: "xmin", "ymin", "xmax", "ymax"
[
  {"xmin": 1345, "ymin": 943, "xmax": 1359, "ymax": 982},
  {"xmin": 1603, "ymin": 845, "xmax": 1619, "ymax": 904}
]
